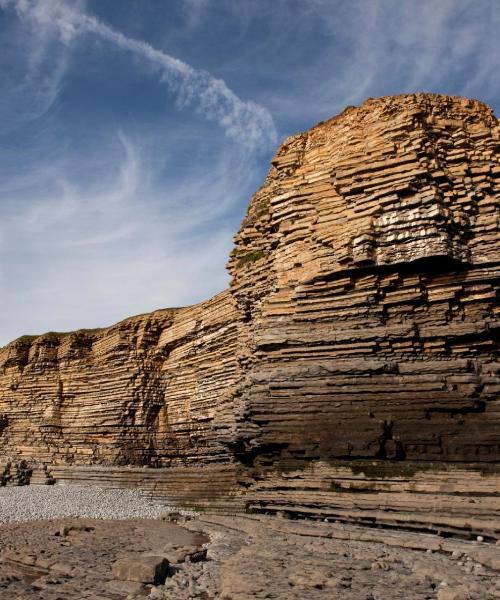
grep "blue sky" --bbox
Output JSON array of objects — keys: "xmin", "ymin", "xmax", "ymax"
[{"xmin": 0, "ymin": 0, "xmax": 498, "ymax": 344}]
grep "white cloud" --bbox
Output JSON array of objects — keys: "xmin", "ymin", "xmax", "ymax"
[
  {"xmin": 0, "ymin": 0, "xmax": 277, "ymax": 150},
  {"xmin": 0, "ymin": 1, "xmax": 279, "ymax": 346},
  {"xmin": 0, "ymin": 2, "xmax": 69, "ymax": 132},
  {"xmin": 215, "ymin": 0, "xmax": 499, "ymax": 123},
  {"xmin": 0, "ymin": 123, "xmax": 259, "ymax": 345},
  {"xmin": 181, "ymin": 0, "xmax": 210, "ymax": 29}
]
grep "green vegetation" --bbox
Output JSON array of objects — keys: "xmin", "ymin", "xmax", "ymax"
[
  {"xmin": 43, "ymin": 331, "xmax": 73, "ymax": 339},
  {"xmin": 242, "ymin": 197, "xmax": 271, "ymax": 227},
  {"xmin": 340, "ymin": 104, "xmax": 356, "ymax": 115},
  {"xmin": 14, "ymin": 335, "xmax": 38, "ymax": 344},
  {"xmin": 11, "ymin": 328, "xmax": 104, "ymax": 346},
  {"xmin": 478, "ymin": 465, "xmax": 500, "ymax": 477},
  {"xmin": 76, "ymin": 328, "xmax": 104, "ymax": 335},
  {"xmin": 253, "ymin": 199, "xmax": 270, "ymax": 219},
  {"xmin": 336, "ymin": 460, "xmax": 500, "ymax": 480},
  {"xmin": 237, "ymin": 249, "xmax": 265, "ymax": 267},
  {"xmin": 245, "ymin": 505, "xmax": 260, "ymax": 514}
]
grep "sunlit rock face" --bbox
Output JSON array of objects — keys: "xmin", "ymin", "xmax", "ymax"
[
  {"xmin": 0, "ymin": 292, "xmax": 241, "ymax": 469},
  {"xmin": 228, "ymin": 93, "xmax": 499, "ymax": 466},
  {"xmin": 0, "ymin": 94, "xmax": 499, "ymax": 529}
]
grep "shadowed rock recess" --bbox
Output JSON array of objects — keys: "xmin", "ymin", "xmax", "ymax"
[{"xmin": 1, "ymin": 94, "xmax": 499, "ymax": 537}]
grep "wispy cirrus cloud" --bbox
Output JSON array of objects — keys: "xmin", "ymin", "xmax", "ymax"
[
  {"xmin": 210, "ymin": 0, "xmax": 499, "ymax": 124},
  {"xmin": 0, "ymin": 4, "xmax": 69, "ymax": 132},
  {"xmin": 0, "ymin": 125, "xmax": 258, "ymax": 343},
  {"xmin": 0, "ymin": 0, "xmax": 277, "ymax": 150},
  {"xmin": 0, "ymin": 0, "xmax": 275, "ymax": 345}
]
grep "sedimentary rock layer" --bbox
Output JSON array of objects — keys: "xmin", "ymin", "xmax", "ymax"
[
  {"xmin": 0, "ymin": 93, "xmax": 499, "ymax": 531},
  {"xmin": 226, "ymin": 94, "xmax": 500, "ymax": 528},
  {"xmin": 228, "ymin": 93, "xmax": 499, "ymax": 462},
  {"xmin": 0, "ymin": 290, "xmax": 240, "ymax": 468}
]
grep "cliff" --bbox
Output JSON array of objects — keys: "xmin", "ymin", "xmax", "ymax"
[
  {"xmin": 228, "ymin": 93, "xmax": 500, "ymax": 464},
  {"xmin": 1, "ymin": 94, "xmax": 499, "ymax": 534}
]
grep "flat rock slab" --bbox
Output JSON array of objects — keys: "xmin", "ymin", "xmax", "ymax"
[
  {"xmin": 0, "ymin": 518, "xmax": 205, "ymax": 599},
  {"xmin": 167, "ymin": 515, "xmax": 500, "ymax": 600}
]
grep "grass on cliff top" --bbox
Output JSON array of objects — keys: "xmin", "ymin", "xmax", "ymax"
[{"xmin": 12, "ymin": 328, "xmax": 104, "ymax": 345}]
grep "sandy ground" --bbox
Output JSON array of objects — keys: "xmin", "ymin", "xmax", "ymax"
[{"xmin": 0, "ymin": 513, "xmax": 499, "ymax": 599}]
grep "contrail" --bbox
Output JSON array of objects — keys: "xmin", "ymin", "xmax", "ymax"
[{"xmin": 0, "ymin": 0, "xmax": 278, "ymax": 150}]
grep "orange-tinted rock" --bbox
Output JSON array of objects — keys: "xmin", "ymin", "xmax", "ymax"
[
  {"xmin": 228, "ymin": 93, "xmax": 500, "ymax": 465},
  {"xmin": 0, "ymin": 291, "xmax": 240, "ymax": 468}
]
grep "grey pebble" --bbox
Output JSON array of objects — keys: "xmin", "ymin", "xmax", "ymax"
[{"xmin": 0, "ymin": 485, "xmax": 194, "ymax": 523}]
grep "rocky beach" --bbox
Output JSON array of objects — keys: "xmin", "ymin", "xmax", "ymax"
[{"xmin": 0, "ymin": 485, "xmax": 499, "ymax": 599}]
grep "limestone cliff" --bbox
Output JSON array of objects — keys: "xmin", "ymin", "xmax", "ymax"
[
  {"xmin": 0, "ymin": 291, "xmax": 240, "ymax": 468},
  {"xmin": 1, "ymin": 94, "xmax": 499, "ymax": 534},
  {"xmin": 228, "ymin": 93, "xmax": 500, "ymax": 465}
]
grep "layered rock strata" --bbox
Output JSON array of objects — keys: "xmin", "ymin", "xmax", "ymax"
[
  {"xmin": 0, "ymin": 291, "xmax": 239, "ymax": 468},
  {"xmin": 0, "ymin": 292, "xmax": 244, "ymax": 506},
  {"xmin": 227, "ymin": 94, "xmax": 500, "ymax": 532},
  {"xmin": 1, "ymin": 94, "xmax": 499, "ymax": 532}
]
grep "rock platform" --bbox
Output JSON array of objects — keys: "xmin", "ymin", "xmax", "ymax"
[{"xmin": 1, "ymin": 510, "xmax": 499, "ymax": 599}]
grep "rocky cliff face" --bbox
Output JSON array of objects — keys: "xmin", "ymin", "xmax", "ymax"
[
  {"xmin": 0, "ymin": 291, "xmax": 240, "ymax": 468},
  {"xmin": 228, "ymin": 93, "xmax": 500, "ymax": 466},
  {"xmin": 1, "ymin": 94, "xmax": 499, "ymax": 533}
]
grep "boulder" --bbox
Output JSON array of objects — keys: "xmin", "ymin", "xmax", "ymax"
[{"xmin": 112, "ymin": 555, "xmax": 169, "ymax": 585}]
